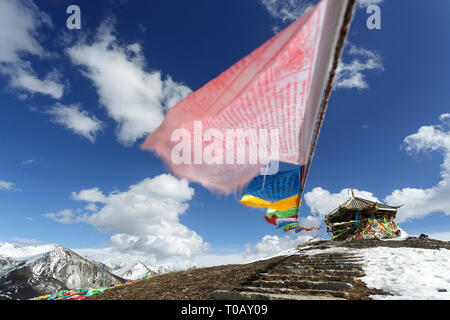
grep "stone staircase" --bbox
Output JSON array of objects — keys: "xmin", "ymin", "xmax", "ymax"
[
  {"xmin": 212, "ymin": 238, "xmax": 450, "ymax": 300},
  {"xmin": 212, "ymin": 251, "xmax": 370, "ymax": 300}
]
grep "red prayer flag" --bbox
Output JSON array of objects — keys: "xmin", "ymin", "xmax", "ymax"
[{"xmin": 143, "ymin": 0, "xmax": 353, "ymax": 194}]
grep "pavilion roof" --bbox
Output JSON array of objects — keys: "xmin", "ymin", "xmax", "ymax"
[{"xmin": 326, "ymin": 196, "xmax": 402, "ymax": 221}]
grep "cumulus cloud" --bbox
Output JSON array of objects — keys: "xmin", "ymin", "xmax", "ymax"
[
  {"xmin": 75, "ymin": 246, "xmax": 217, "ymax": 271},
  {"xmin": 258, "ymin": 0, "xmax": 383, "ymax": 22},
  {"xmin": 10, "ymin": 237, "xmax": 40, "ymax": 244},
  {"xmin": 335, "ymin": 45, "xmax": 384, "ymax": 90},
  {"xmin": 47, "ymin": 104, "xmax": 103, "ymax": 143},
  {"xmin": 71, "ymin": 187, "xmax": 106, "ymax": 203},
  {"xmin": 357, "ymin": 0, "xmax": 384, "ymax": 8},
  {"xmin": 43, "ymin": 209, "xmax": 76, "ymax": 224},
  {"xmin": 302, "ymin": 115, "xmax": 450, "ymax": 226},
  {"xmin": 427, "ymin": 232, "xmax": 450, "ymax": 242},
  {"xmin": 243, "ymin": 234, "xmax": 311, "ymax": 260},
  {"xmin": 258, "ymin": 0, "xmax": 382, "ymax": 35},
  {"xmin": 75, "ymin": 233, "xmax": 312, "ymax": 270},
  {"xmin": 46, "ymin": 175, "xmax": 209, "ymax": 266},
  {"xmin": 304, "ymin": 187, "xmax": 379, "ymax": 219},
  {"xmin": 84, "ymin": 203, "xmax": 99, "ymax": 212},
  {"xmin": 294, "ymin": 187, "xmax": 381, "ymax": 234},
  {"xmin": 384, "ymin": 115, "xmax": 450, "ymax": 222},
  {"xmin": 257, "ymin": 0, "xmax": 313, "ymax": 22},
  {"xmin": 257, "ymin": 1, "xmax": 384, "ymax": 87},
  {"xmin": 67, "ymin": 23, "xmax": 191, "ymax": 146},
  {"xmin": 0, "ymin": 180, "xmax": 21, "ymax": 192},
  {"xmin": 8, "ymin": 68, "xmax": 65, "ymax": 99},
  {"xmin": 0, "ymin": 0, "xmax": 65, "ymax": 99},
  {"xmin": 84, "ymin": 175, "xmax": 195, "ymax": 236}
]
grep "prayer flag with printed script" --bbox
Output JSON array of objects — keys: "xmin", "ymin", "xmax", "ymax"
[{"xmin": 142, "ymin": 0, "xmax": 353, "ymax": 194}]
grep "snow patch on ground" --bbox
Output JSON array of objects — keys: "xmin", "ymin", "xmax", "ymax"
[
  {"xmin": 302, "ymin": 247, "xmax": 350, "ymax": 256},
  {"xmin": 359, "ymin": 247, "xmax": 450, "ymax": 300},
  {"xmin": 245, "ymin": 248, "xmax": 302, "ymax": 264},
  {"xmin": 298, "ymin": 245, "xmax": 450, "ymax": 299}
]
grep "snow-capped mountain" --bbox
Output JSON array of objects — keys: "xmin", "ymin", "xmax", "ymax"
[
  {"xmin": 150, "ymin": 264, "xmax": 177, "ymax": 274},
  {"xmin": 113, "ymin": 262, "xmax": 156, "ymax": 280},
  {"xmin": 91, "ymin": 259, "xmax": 178, "ymax": 280},
  {"xmin": 0, "ymin": 242, "xmax": 125, "ymax": 300},
  {"xmin": 111, "ymin": 262, "xmax": 179, "ymax": 280},
  {"xmin": 95, "ymin": 261, "xmax": 113, "ymax": 273}
]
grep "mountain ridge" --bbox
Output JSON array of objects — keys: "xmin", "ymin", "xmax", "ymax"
[{"xmin": 0, "ymin": 242, "xmax": 125, "ymax": 300}]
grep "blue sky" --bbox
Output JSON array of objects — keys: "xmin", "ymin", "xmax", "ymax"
[{"xmin": 1, "ymin": 0, "xmax": 450, "ymax": 268}]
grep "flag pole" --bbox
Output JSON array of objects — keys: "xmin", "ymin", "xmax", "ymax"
[{"xmin": 299, "ymin": 0, "xmax": 357, "ymax": 200}]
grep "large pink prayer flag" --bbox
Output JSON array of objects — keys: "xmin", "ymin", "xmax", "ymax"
[{"xmin": 142, "ymin": 0, "xmax": 354, "ymax": 194}]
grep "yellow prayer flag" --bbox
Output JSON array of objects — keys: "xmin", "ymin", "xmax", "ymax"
[{"xmin": 239, "ymin": 194, "xmax": 300, "ymax": 211}]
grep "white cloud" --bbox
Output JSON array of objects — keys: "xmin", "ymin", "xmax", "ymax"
[
  {"xmin": 21, "ymin": 160, "xmax": 36, "ymax": 166},
  {"xmin": 302, "ymin": 115, "xmax": 450, "ymax": 225},
  {"xmin": 257, "ymin": 1, "xmax": 384, "ymax": 87},
  {"xmin": 46, "ymin": 175, "xmax": 209, "ymax": 266},
  {"xmin": 304, "ymin": 187, "xmax": 379, "ymax": 218},
  {"xmin": 258, "ymin": 0, "xmax": 383, "ymax": 23},
  {"xmin": 84, "ymin": 175, "xmax": 195, "ymax": 236},
  {"xmin": 108, "ymin": 229, "xmax": 207, "ymax": 261},
  {"xmin": 47, "ymin": 104, "xmax": 103, "ymax": 143},
  {"xmin": 74, "ymin": 233, "xmax": 312, "ymax": 270},
  {"xmin": 427, "ymin": 232, "xmax": 450, "ymax": 242},
  {"xmin": 75, "ymin": 246, "xmax": 212, "ymax": 271},
  {"xmin": 297, "ymin": 187, "xmax": 381, "ymax": 232},
  {"xmin": 71, "ymin": 187, "xmax": 106, "ymax": 203},
  {"xmin": 0, "ymin": 0, "xmax": 65, "ymax": 99},
  {"xmin": 67, "ymin": 23, "xmax": 191, "ymax": 146},
  {"xmin": 0, "ymin": 0, "xmax": 50, "ymax": 63},
  {"xmin": 10, "ymin": 237, "xmax": 40, "ymax": 244},
  {"xmin": 8, "ymin": 68, "xmax": 64, "ymax": 99},
  {"xmin": 357, "ymin": 0, "xmax": 384, "ymax": 8},
  {"xmin": 43, "ymin": 209, "xmax": 76, "ymax": 224},
  {"xmin": 384, "ymin": 115, "xmax": 450, "ymax": 222},
  {"xmin": 335, "ymin": 45, "xmax": 384, "ymax": 90},
  {"xmin": 0, "ymin": 180, "xmax": 21, "ymax": 192},
  {"xmin": 257, "ymin": 0, "xmax": 313, "ymax": 22},
  {"xmin": 84, "ymin": 203, "xmax": 99, "ymax": 212},
  {"xmin": 74, "ymin": 247, "xmax": 161, "ymax": 269},
  {"xmin": 162, "ymin": 77, "xmax": 193, "ymax": 110},
  {"xmin": 243, "ymin": 234, "xmax": 311, "ymax": 260}
]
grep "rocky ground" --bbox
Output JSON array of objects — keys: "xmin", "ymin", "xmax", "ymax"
[{"xmin": 88, "ymin": 237, "xmax": 450, "ymax": 300}]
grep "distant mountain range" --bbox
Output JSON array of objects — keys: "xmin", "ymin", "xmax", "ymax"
[
  {"xmin": 0, "ymin": 242, "xmax": 172, "ymax": 300},
  {"xmin": 113, "ymin": 262, "xmax": 156, "ymax": 280}
]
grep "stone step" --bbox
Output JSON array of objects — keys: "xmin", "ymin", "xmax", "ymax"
[
  {"xmin": 249, "ymin": 280, "xmax": 353, "ymax": 291},
  {"xmin": 211, "ymin": 290, "xmax": 346, "ymax": 301},
  {"xmin": 295, "ymin": 254, "xmax": 362, "ymax": 258},
  {"xmin": 289, "ymin": 263, "xmax": 363, "ymax": 271},
  {"xmin": 299, "ymin": 257, "xmax": 362, "ymax": 262},
  {"xmin": 291, "ymin": 259, "xmax": 362, "ymax": 264},
  {"xmin": 278, "ymin": 267, "xmax": 364, "ymax": 277},
  {"xmin": 259, "ymin": 273, "xmax": 357, "ymax": 283},
  {"xmin": 235, "ymin": 286, "xmax": 350, "ymax": 299},
  {"xmin": 299, "ymin": 254, "xmax": 361, "ymax": 258},
  {"xmin": 292, "ymin": 258, "xmax": 364, "ymax": 263}
]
